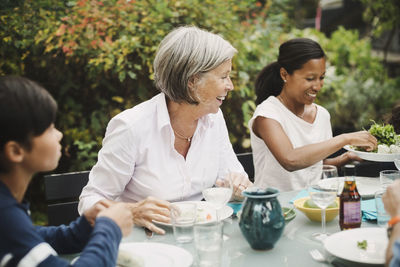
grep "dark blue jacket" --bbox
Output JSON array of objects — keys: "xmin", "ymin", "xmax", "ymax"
[{"xmin": 0, "ymin": 181, "xmax": 122, "ymax": 266}]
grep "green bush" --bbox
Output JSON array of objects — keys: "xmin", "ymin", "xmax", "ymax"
[
  {"xmin": 1, "ymin": 0, "xmax": 398, "ymax": 172},
  {"xmin": 2, "ymin": 0, "xmax": 398, "ymax": 226},
  {"xmin": 2, "ymin": 0, "xmax": 295, "ymax": 172}
]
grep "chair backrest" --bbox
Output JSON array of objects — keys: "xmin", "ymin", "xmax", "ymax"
[
  {"xmin": 44, "ymin": 171, "xmax": 89, "ymax": 226},
  {"xmin": 353, "ymin": 161, "xmax": 396, "ymax": 177},
  {"xmin": 236, "ymin": 152, "xmax": 254, "ymax": 182}
]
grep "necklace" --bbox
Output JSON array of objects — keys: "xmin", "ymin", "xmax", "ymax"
[
  {"xmin": 277, "ymin": 95, "xmax": 305, "ymax": 119},
  {"xmin": 173, "ymin": 129, "xmax": 192, "ymax": 142}
]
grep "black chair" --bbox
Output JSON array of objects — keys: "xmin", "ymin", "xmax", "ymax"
[
  {"xmin": 44, "ymin": 171, "xmax": 89, "ymax": 226},
  {"xmin": 236, "ymin": 152, "xmax": 254, "ymax": 182},
  {"xmin": 353, "ymin": 161, "xmax": 396, "ymax": 177}
]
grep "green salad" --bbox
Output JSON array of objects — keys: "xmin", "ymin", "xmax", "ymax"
[
  {"xmin": 357, "ymin": 240, "xmax": 368, "ymax": 250},
  {"xmin": 354, "ymin": 121, "xmax": 400, "ymax": 153}
]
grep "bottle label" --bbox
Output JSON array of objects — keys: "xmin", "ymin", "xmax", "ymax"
[{"xmin": 343, "ymin": 201, "xmax": 361, "ymax": 224}]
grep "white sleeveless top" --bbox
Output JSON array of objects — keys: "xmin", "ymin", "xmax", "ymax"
[{"xmin": 249, "ymin": 96, "xmax": 332, "ymax": 191}]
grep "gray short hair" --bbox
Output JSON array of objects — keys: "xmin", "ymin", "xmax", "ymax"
[{"xmin": 153, "ymin": 26, "xmax": 237, "ymax": 104}]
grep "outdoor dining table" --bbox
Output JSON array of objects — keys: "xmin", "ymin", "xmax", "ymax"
[{"xmin": 121, "ymin": 189, "xmax": 381, "ymax": 267}]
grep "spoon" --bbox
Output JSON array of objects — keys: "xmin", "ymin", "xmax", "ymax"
[{"xmin": 283, "ymin": 207, "xmax": 294, "ymax": 217}]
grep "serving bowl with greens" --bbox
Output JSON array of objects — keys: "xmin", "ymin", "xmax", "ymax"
[{"xmin": 345, "ymin": 122, "xmax": 400, "ymax": 162}]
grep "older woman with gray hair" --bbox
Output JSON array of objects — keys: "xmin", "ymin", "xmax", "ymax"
[{"xmin": 78, "ymin": 26, "xmax": 252, "ymax": 234}]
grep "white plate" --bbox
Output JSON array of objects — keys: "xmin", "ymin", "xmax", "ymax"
[
  {"xmin": 154, "ymin": 201, "xmax": 233, "ymax": 227},
  {"xmin": 317, "ymin": 177, "xmax": 380, "ymax": 198},
  {"xmin": 119, "ymin": 242, "xmax": 193, "ymax": 267},
  {"xmin": 323, "ymin": 228, "xmax": 388, "ymax": 264},
  {"xmin": 344, "ymin": 145, "xmax": 400, "ymax": 162}
]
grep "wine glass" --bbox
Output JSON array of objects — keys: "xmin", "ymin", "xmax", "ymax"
[
  {"xmin": 202, "ymin": 176, "xmax": 233, "ymax": 221},
  {"xmin": 306, "ymin": 165, "xmax": 338, "ymax": 190},
  {"xmin": 308, "ymin": 171, "xmax": 338, "ymax": 241},
  {"xmin": 321, "ymin": 165, "xmax": 340, "ymax": 195},
  {"xmin": 322, "ymin": 165, "xmax": 338, "ymax": 179}
]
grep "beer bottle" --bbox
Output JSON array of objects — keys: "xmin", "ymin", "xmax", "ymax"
[{"xmin": 339, "ymin": 164, "xmax": 361, "ymax": 230}]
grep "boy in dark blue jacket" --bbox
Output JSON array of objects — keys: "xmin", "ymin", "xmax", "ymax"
[{"xmin": 0, "ymin": 76, "xmax": 133, "ymax": 267}]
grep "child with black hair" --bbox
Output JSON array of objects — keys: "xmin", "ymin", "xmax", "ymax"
[{"xmin": 0, "ymin": 76, "xmax": 133, "ymax": 267}]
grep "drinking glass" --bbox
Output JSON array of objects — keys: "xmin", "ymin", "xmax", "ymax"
[
  {"xmin": 202, "ymin": 176, "xmax": 233, "ymax": 220},
  {"xmin": 308, "ymin": 174, "xmax": 338, "ymax": 241},
  {"xmin": 194, "ymin": 221, "xmax": 224, "ymax": 267},
  {"xmin": 394, "ymin": 158, "xmax": 400, "ymax": 170},
  {"xmin": 375, "ymin": 189, "xmax": 390, "ymax": 227},
  {"xmin": 171, "ymin": 202, "xmax": 197, "ymax": 243},
  {"xmin": 380, "ymin": 170, "xmax": 400, "ymax": 189}
]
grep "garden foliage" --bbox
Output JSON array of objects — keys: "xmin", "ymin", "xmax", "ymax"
[{"xmin": 1, "ymin": 0, "xmax": 399, "ymax": 174}]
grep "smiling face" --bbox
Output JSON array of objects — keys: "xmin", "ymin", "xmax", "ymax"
[
  {"xmin": 282, "ymin": 58, "xmax": 326, "ymax": 105},
  {"xmin": 22, "ymin": 124, "xmax": 63, "ymax": 173},
  {"xmin": 194, "ymin": 59, "xmax": 234, "ymax": 114}
]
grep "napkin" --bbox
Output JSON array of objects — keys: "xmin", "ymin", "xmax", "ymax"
[
  {"xmin": 361, "ymin": 198, "xmax": 377, "ymax": 221},
  {"xmin": 227, "ymin": 202, "xmax": 242, "ymax": 215},
  {"xmin": 289, "ymin": 189, "xmax": 318, "ymax": 204}
]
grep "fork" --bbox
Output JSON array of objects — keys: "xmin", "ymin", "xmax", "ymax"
[{"xmin": 283, "ymin": 207, "xmax": 294, "ymax": 217}]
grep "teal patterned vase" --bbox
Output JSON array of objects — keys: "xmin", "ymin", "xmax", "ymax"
[{"xmin": 239, "ymin": 187, "xmax": 285, "ymax": 250}]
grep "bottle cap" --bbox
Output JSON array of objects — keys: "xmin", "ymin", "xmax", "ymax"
[{"xmin": 344, "ymin": 164, "xmax": 356, "ymax": 176}]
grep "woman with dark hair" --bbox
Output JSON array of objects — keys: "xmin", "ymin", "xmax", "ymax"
[{"xmin": 249, "ymin": 38, "xmax": 377, "ymax": 191}]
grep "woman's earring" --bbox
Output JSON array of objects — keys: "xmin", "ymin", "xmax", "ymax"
[{"xmin": 283, "ymin": 80, "xmax": 287, "ymax": 83}]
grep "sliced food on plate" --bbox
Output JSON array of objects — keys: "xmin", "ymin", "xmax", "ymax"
[
  {"xmin": 153, "ymin": 201, "xmax": 233, "ymax": 226},
  {"xmin": 117, "ymin": 250, "xmax": 145, "ymax": 267}
]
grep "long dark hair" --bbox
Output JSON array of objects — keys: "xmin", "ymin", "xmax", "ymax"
[{"xmin": 255, "ymin": 38, "xmax": 326, "ymax": 105}]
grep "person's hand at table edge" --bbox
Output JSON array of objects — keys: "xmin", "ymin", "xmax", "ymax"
[
  {"xmin": 83, "ymin": 199, "xmax": 114, "ymax": 227},
  {"xmin": 128, "ymin": 196, "xmax": 171, "ymax": 235},
  {"xmin": 98, "ymin": 202, "xmax": 134, "ymax": 237},
  {"xmin": 223, "ymin": 172, "xmax": 253, "ymax": 202}
]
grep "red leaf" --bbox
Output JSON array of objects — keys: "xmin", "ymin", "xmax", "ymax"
[
  {"xmin": 55, "ymin": 24, "xmax": 66, "ymax": 36},
  {"xmin": 90, "ymin": 39, "xmax": 97, "ymax": 48},
  {"xmin": 77, "ymin": 0, "xmax": 86, "ymax": 7},
  {"xmin": 62, "ymin": 46, "xmax": 72, "ymax": 54},
  {"xmin": 105, "ymin": 36, "xmax": 112, "ymax": 45}
]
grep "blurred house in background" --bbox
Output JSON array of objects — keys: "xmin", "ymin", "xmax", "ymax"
[{"xmin": 297, "ymin": 0, "xmax": 400, "ymax": 77}]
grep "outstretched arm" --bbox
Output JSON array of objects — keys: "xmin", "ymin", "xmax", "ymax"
[{"xmin": 253, "ymin": 116, "xmax": 377, "ymax": 171}]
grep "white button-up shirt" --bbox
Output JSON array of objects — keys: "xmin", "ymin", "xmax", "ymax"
[{"xmin": 78, "ymin": 93, "xmax": 246, "ymax": 213}]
